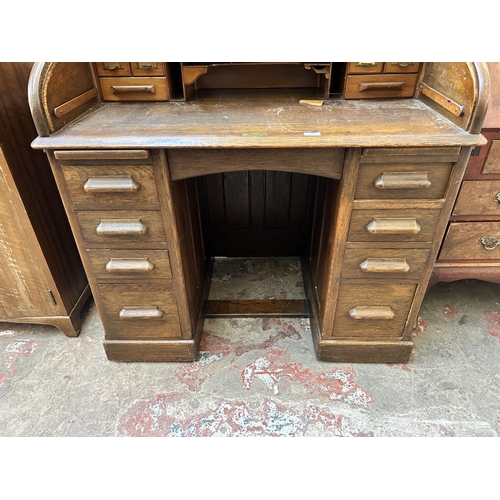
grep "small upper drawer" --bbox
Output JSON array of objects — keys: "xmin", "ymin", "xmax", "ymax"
[
  {"xmin": 87, "ymin": 249, "xmax": 172, "ymax": 281},
  {"xmin": 452, "ymin": 181, "xmax": 500, "ymax": 217},
  {"xmin": 130, "ymin": 62, "xmax": 167, "ymax": 77},
  {"xmin": 99, "ymin": 77, "xmax": 170, "ymax": 101},
  {"xmin": 332, "ymin": 283, "xmax": 416, "ymax": 339},
  {"xmin": 76, "ymin": 210, "xmax": 168, "ymax": 249},
  {"xmin": 355, "ymin": 163, "xmax": 453, "ymax": 200},
  {"xmin": 439, "ymin": 222, "xmax": 500, "ymax": 260},
  {"xmin": 344, "ymin": 74, "xmax": 418, "ymax": 99},
  {"xmin": 383, "ymin": 62, "xmax": 420, "ymax": 74},
  {"xmin": 96, "ymin": 62, "xmax": 131, "ymax": 77},
  {"xmin": 348, "ymin": 209, "xmax": 441, "ymax": 243},
  {"xmin": 61, "ymin": 164, "xmax": 160, "ymax": 208},
  {"xmin": 346, "ymin": 62, "xmax": 384, "ymax": 74}
]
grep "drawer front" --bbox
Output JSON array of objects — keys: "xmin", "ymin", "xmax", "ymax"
[
  {"xmin": 87, "ymin": 249, "xmax": 172, "ymax": 281},
  {"xmin": 96, "ymin": 62, "xmax": 131, "ymax": 77},
  {"xmin": 482, "ymin": 140, "xmax": 500, "ymax": 174},
  {"xmin": 61, "ymin": 164, "xmax": 159, "ymax": 207},
  {"xmin": 76, "ymin": 210, "xmax": 167, "ymax": 248},
  {"xmin": 452, "ymin": 181, "xmax": 500, "ymax": 217},
  {"xmin": 130, "ymin": 62, "xmax": 167, "ymax": 77},
  {"xmin": 355, "ymin": 163, "xmax": 452, "ymax": 200},
  {"xmin": 98, "ymin": 283, "xmax": 182, "ymax": 340},
  {"xmin": 383, "ymin": 62, "xmax": 420, "ymax": 74},
  {"xmin": 341, "ymin": 247, "xmax": 430, "ymax": 280},
  {"xmin": 333, "ymin": 283, "xmax": 416, "ymax": 338},
  {"xmin": 344, "ymin": 74, "xmax": 418, "ymax": 99},
  {"xmin": 100, "ymin": 77, "xmax": 170, "ymax": 101},
  {"xmin": 439, "ymin": 222, "xmax": 500, "ymax": 261},
  {"xmin": 346, "ymin": 62, "xmax": 384, "ymax": 74},
  {"xmin": 348, "ymin": 209, "xmax": 441, "ymax": 243}
]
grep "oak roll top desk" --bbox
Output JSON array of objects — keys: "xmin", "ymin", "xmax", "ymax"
[{"xmin": 28, "ymin": 62, "xmax": 490, "ymax": 363}]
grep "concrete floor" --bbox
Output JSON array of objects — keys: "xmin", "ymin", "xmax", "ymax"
[{"xmin": 1, "ymin": 258, "xmax": 499, "ymax": 437}]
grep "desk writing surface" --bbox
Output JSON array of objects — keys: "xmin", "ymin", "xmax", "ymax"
[{"xmin": 32, "ymin": 91, "xmax": 484, "ymax": 150}]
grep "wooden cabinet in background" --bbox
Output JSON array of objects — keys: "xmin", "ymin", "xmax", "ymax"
[
  {"xmin": 0, "ymin": 63, "xmax": 89, "ymax": 336},
  {"xmin": 431, "ymin": 62, "xmax": 500, "ymax": 286}
]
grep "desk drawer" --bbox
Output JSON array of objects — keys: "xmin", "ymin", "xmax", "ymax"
[
  {"xmin": 344, "ymin": 74, "xmax": 418, "ymax": 99},
  {"xmin": 87, "ymin": 249, "xmax": 172, "ymax": 281},
  {"xmin": 439, "ymin": 222, "xmax": 500, "ymax": 260},
  {"xmin": 99, "ymin": 77, "xmax": 170, "ymax": 101},
  {"xmin": 348, "ymin": 209, "xmax": 441, "ymax": 243},
  {"xmin": 332, "ymin": 283, "xmax": 416, "ymax": 338},
  {"xmin": 341, "ymin": 247, "xmax": 430, "ymax": 280},
  {"xmin": 98, "ymin": 283, "xmax": 182, "ymax": 340},
  {"xmin": 76, "ymin": 210, "xmax": 167, "ymax": 248},
  {"xmin": 452, "ymin": 181, "xmax": 500, "ymax": 217},
  {"xmin": 62, "ymin": 164, "xmax": 159, "ymax": 208},
  {"xmin": 355, "ymin": 163, "xmax": 452, "ymax": 200}
]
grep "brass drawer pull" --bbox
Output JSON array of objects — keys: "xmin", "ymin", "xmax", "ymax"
[
  {"xmin": 84, "ymin": 175, "xmax": 140, "ymax": 193},
  {"xmin": 96, "ymin": 219, "xmax": 148, "ymax": 236},
  {"xmin": 359, "ymin": 258, "xmax": 411, "ymax": 273},
  {"xmin": 391, "ymin": 62, "xmax": 414, "ymax": 68},
  {"xmin": 493, "ymin": 192, "xmax": 500, "ymax": 204},
  {"xmin": 102, "ymin": 63, "xmax": 124, "ymax": 71},
  {"xmin": 136, "ymin": 62, "xmax": 157, "ymax": 70},
  {"xmin": 119, "ymin": 306, "xmax": 164, "ymax": 320},
  {"xmin": 106, "ymin": 258, "xmax": 156, "ymax": 273},
  {"xmin": 359, "ymin": 81, "xmax": 405, "ymax": 92},
  {"xmin": 375, "ymin": 172, "xmax": 431, "ymax": 190},
  {"xmin": 111, "ymin": 85, "xmax": 156, "ymax": 94},
  {"xmin": 356, "ymin": 62, "xmax": 378, "ymax": 67},
  {"xmin": 366, "ymin": 218, "xmax": 421, "ymax": 234},
  {"xmin": 479, "ymin": 236, "xmax": 500, "ymax": 251},
  {"xmin": 348, "ymin": 306, "xmax": 395, "ymax": 320}
]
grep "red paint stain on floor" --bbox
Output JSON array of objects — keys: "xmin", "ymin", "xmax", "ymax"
[
  {"xmin": 118, "ymin": 395, "xmax": 371, "ymax": 437},
  {"xmin": 481, "ymin": 311, "xmax": 500, "ymax": 341},
  {"xmin": 442, "ymin": 303, "xmax": 462, "ymax": 319},
  {"xmin": 386, "ymin": 363, "xmax": 411, "ymax": 372},
  {"xmin": 242, "ymin": 348, "xmax": 374, "ymax": 406},
  {"xmin": 412, "ymin": 317, "xmax": 428, "ymax": 336},
  {"xmin": 0, "ymin": 373, "xmax": 8, "ymax": 387},
  {"xmin": 2, "ymin": 338, "xmax": 41, "ymax": 376},
  {"xmin": 174, "ymin": 351, "xmax": 223, "ymax": 390}
]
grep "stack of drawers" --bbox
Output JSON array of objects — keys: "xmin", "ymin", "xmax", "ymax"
[
  {"xmin": 333, "ymin": 147, "xmax": 460, "ymax": 340},
  {"xmin": 53, "ymin": 150, "xmax": 183, "ymax": 343},
  {"xmin": 438, "ymin": 132, "xmax": 500, "ymax": 273},
  {"xmin": 343, "ymin": 62, "xmax": 420, "ymax": 99},
  {"xmin": 95, "ymin": 63, "xmax": 171, "ymax": 101}
]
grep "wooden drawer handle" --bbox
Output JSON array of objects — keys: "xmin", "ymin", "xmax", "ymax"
[
  {"xmin": 359, "ymin": 258, "xmax": 411, "ymax": 273},
  {"xmin": 358, "ymin": 81, "xmax": 405, "ymax": 92},
  {"xmin": 106, "ymin": 258, "xmax": 156, "ymax": 273},
  {"xmin": 375, "ymin": 172, "xmax": 431, "ymax": 190},
  {"xmin": 84, "ymin": 175, "xmax": 140, "ymax": 193},
  {"xmin": 111, "ymin": 85, "xmax": 156, "ymax": 94},
  {"xmin": 96, "ymin": 219, "xmax": 148, "ymax": 236},
  {"xmin": 119, "ymin": 306, "xmax": 164, "ymax": 320},
  {"xmin": 478, "ymin": 236, "xmax": 500, "ymax": 251},
  {"xmin": 365, "ymin": 218, "xmax": 421, "ymax": 234},
  {"xmin": 348, "ymin": 306, "xmax": 395, "ymax": 320}
]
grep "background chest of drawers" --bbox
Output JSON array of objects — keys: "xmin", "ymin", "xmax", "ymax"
[{"xmin": 431, "ymin": 62, "xmax": 500, "ymax": 286}]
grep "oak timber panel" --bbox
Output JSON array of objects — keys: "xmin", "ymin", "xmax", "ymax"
[
  {"xmin": 201, "ymin": 171, "xmax": 311, "ymax": 256},
  {"xmin": 98, "ymin": 283, "xmax": 182, "ymax": 340},
  {"xmin": 167, "ymin": 148, "xmax": 345, "ymax": 181},
  {"xmin": 439, "ymin": 222, "xmax": 500, "ymax": 261},
  {"xmin": 61, "ymin": 164, "xmax": 160, "ymax": 208},
  {"xmin": 482, "ymin": 140, "xmax": 500, "ymax": 174},
  {"xmin": 332, "ymin": 283, "xmax": 416, "ymax": 338},
  {"xmin": 452, "ymin": 181, "xmax": 500, "ymax": 217}
]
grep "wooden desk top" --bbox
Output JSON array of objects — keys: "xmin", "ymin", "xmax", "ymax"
[{"xmin": 32, "ymin": 91, "xmax": 485, "ymax": 150}]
